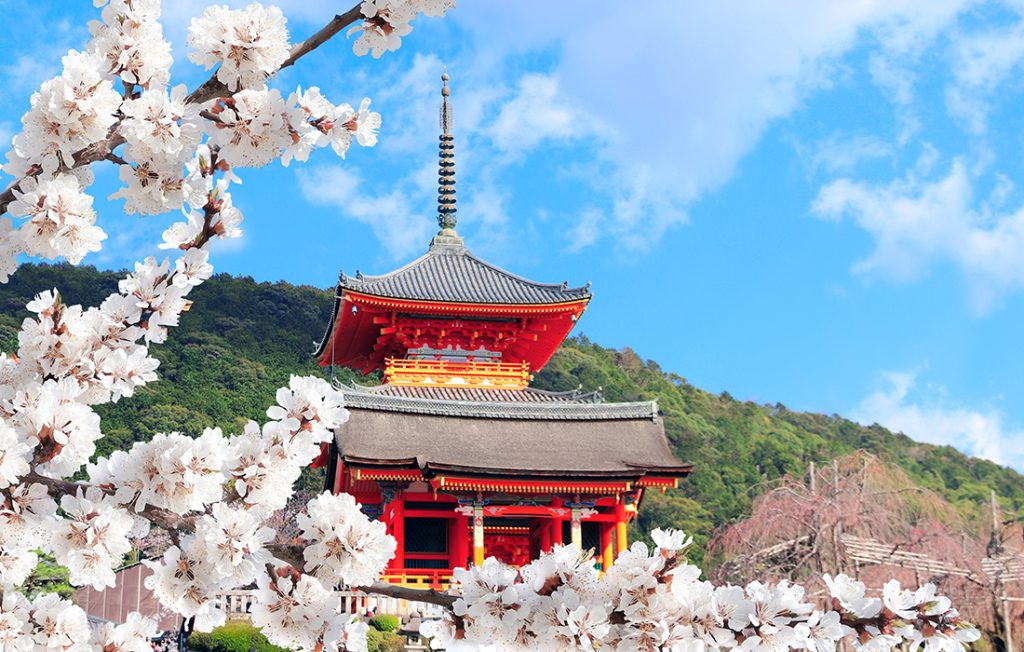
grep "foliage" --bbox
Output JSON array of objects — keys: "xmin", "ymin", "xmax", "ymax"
[
  {"xmin": 18, "ymin": 552, "xmax": 73, "ymax": 600},
  {"xmin": 187, "ymin": 620, "xmax": 290, "ymax": 652},
  {"xmin": 368, "ymin": 614, "xmax": 400, "ymax": 632},
  {"xmin": 366, "ymin": 628, "xmax": 404, "ymax": 652}
]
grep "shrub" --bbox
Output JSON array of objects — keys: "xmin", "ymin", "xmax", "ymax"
[
  {"xmin": 187, "ymin": 621, "xmax": 288, "ymax": 652},
  {"xmin": 368, "ymin": 614, "xmax": 400, "ymax": 633},
  {"xmin": 366, "ymin": 628, "xmax": 404, "ymax": 652}
]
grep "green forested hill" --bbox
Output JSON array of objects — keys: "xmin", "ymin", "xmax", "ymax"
[{"xmin": 2, "ymin": 263, "xmax": 1022, "ymax": 555}]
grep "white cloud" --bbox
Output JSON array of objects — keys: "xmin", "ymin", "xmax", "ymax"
[
  {"xmin": 449, "ymin": 0, "xmax": 976, "ymax": 252},
  {"xmin": 488, "ymin": 74, "xmax": 597, "ymax": 157},
  {"xmin": 852, "ymin": 370, "xmax": 1024, "ymax": 470},
  {"xmin": 811, "ymin": 154, "xmax": 1024, "ymax": 312},
  {"xmin": 798, "ymin": 134, "xmax": 895, "ymax": 175},
  {"xmin": 297, "ymin": 166, "xmax": 434, "ymax": 260},
  {"xmin": 944, "ymin": 19, "xmax": 1024, "ymax": 135},
  {"xmin": 868, "ymin": 54, "xmax": 921, "ymax": 143},
  {"xmin": 566, "ymin": 208, "xmax": 603, "ymax": 253}
]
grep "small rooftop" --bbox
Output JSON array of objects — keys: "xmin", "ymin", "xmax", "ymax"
[
  {"xmin": 337, "ymin": 382, "xmax": 656, "ymax": 420},
  {"xmin": 339, "ymin": 242, "xmax": 591, "ymax": 305}
]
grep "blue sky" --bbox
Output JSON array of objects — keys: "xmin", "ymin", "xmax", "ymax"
[{"xmin": 3, "ymin": 1, "xmax": 1024, "ymax": 470}]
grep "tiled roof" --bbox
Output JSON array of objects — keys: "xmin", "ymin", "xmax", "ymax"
[
  {"xmin": 335, "ymin": 406, "xmax": 690, "ymax": 478},
  {"xmin": 339, "ymin": 242, "xmax": 591, "ymax": 305},
  {"xmin": 336, "ymin": 382, "xmax": 657, "ymax": 421}
]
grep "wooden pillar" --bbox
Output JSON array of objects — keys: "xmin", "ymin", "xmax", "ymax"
[
  {"xmin": 391, "ymin": 496, "xmax": 405, "ymax": 572},
  {"xmin": 539, "ymin": 520, "xmax": 551, "ymax": 553},
  {"xmin": 600, "ymin": 522, "xmax": 614, "ymax": 570},
  {"xmin": 452, "ymin": 512, "xmax": 469, "ymax": 569},
  {"xmin": 570, "ymin": 507, "xmax": 583, "ymax": 548},
  {"xmin": 614, "ymin": 500, "xmax": 628, "ymax": 557},
  {"xmin": 472, "ymin": 504, "xmax": 485, "ymax": 567}
]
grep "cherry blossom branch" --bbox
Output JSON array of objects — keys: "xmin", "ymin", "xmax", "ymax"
[
  {"xmin": 18, "ymin": 470, "xmax": 459, "ymax": 612},
  {"xmin": 0, "ymin": 131, "xmax": 126, "ymax": 215},
  {"xmin": 0, "ymin": 2, "xmax": 363, "ymax": 218},
  {"xmin": 279, "ymin": 6, "xmax": 367, "ymax": 72},
  {"xmin": 23, "ymin": 472, "xmax": 197, "ymax": 533},
  {"xmin": 185, "ymin": 3, "xmax": 364, "ymax": 104}
]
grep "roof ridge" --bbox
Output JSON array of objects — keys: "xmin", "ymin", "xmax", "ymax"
[
  {"xmin": 339, "ymin": 248, "xmax": 436, "ymax": 284},
  {"xmin": 460, "ymin": 248, "xmax": 592, "ymax": 294}
]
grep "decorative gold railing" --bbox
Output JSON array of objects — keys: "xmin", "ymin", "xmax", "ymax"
[{"xmin": 384, "ymin": 357, "xmax": 531, "ymax": 389}]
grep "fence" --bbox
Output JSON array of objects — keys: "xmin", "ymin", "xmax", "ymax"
[{"xmin": 213, "ymin": 589, "xmax": 447, "ymax": 621}]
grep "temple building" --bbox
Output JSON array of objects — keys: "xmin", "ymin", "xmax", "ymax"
[{"xmin": 313, "ymin": 74, "xmax": 692, "ymax": 590}]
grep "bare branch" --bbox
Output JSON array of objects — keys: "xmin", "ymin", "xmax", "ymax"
[{"xmin": 356, "ymin": 581, "xmax": 458, "ymax": 610}]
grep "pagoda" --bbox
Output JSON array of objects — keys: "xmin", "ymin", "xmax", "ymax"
[{"xmin": 313, "ymin": 74, "xmax": 692, "ymax": 590}]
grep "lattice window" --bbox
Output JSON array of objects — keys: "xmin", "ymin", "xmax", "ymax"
[{"xmin": 405, "ymin": 518, "xmax": 448, "ymax": 554}]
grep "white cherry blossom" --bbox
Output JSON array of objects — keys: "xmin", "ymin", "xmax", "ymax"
[
  {"xmin": 795, "ymin": 611, "xmax": 846, "ymax": 652},
  {"xmin": 297, "ymin": 492, "xmax": 395, "ymax": 587},
  {"xmin": 882, "ymin": 579, "xmax": 919, "ymax": 621},
  {"xmin": 28, "ymin": 594, "xmax": 92, "ymax": 651},
  {"xmin": 188, "ymin": 3, "xmax": 290, "ymax": 91},
  {"xmin": 0, "ymin": 421, "xmax": 32, "ymax": 488},
  {"xmin": 207, "ymin": 88, "xmax": 291, "ymax": 168},
  {"xmin": 824, "ymin": 574, "xmax": 882, "ymax": 618},
  {"xmin": 5, "ymin": 50, "xmax": 120, "ymax": 174},
  {"xmin": 8, "ymin": 174, "xmax": 106, "ymax": 264},
  {"xmin": 90, "ymin": 0, "xmax": 172, "ymax": 88},
  {"xmin": 252, "ymin": 569, "xmax": 346, "ymax": 652},
  {"xmin": 93, "ymin": 612, "xmax": 159, "ymax": 652},
  {"xmin": 120, "ymin": 85, "xmax": 201, "ymax": 165}
]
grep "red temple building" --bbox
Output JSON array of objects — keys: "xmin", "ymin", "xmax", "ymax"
[{"xmin": 314, "ymin": 74, "xmax": 692, "ymax": 590}]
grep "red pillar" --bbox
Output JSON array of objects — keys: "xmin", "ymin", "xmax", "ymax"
[
  {"xmin": 391, "ymin": 496, "xmax": 405, "ymax": 572},
  {"xmin": 450, "ymin": 513, "xmax": 469, "ymax": 570},
  {"xmin": 551, "ymin": 498, "xmax": 564, "ymax": 547},
  {"xmin": 600, "ymin": 522, "xmax": 614, "ymax": 571},
  {"xmin": 539, "ymin": 521, "xmax": 552, "ymax": 553},
  {"xmin": 614, "ymin": 500, "xmax": 628, "ymax": 557}
]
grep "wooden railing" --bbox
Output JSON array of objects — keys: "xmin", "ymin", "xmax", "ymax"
[
  {"xmin": 213, "ymin": 588, "xmax": 448, "ymax": 620},
  {"xmin": 380, "ymin": 569, "xmax": 451, "ymax": 591},
  {"xmin": 384, "ymin": 357, "xmax": 531, "ymax": 389}
]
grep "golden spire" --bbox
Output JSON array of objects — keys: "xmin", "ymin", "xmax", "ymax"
[{"xmin": 437, "ymin": 71, "xmax": 458, "ymax": 233}]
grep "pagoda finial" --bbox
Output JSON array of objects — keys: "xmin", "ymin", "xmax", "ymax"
[{"xmin": 436, "ymin": 70, "xmax": 459, "ymax": 237}]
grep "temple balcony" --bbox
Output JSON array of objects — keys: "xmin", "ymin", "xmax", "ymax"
[{"xmin": 383, "ymin": 357, "xmax": 532, "ymax": 389}]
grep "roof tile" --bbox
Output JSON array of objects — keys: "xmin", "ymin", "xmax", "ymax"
[{"xmin": 340, "ymin": 242, "xmax": 591, "ymax": 305}]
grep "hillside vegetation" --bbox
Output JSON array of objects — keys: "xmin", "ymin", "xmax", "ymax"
[{"xmin": 2, "ymin": 263, "xmax": 1021, "ymax": 555}]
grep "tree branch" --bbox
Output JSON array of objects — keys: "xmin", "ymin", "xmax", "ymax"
[
  {"xmin": 357, "ymin": 581, "xmax": 458, "ymax": 610},
  {"xmin": 0, "ymin": 130, "xmax": 125, "ymax": 215},
  {"xmin": 24, "ymin": 472, "xmax": 196, "ymax": 533},
  {"xmin": 186, "ymin": 3, "xmax": 365, "ymax": 105}
]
